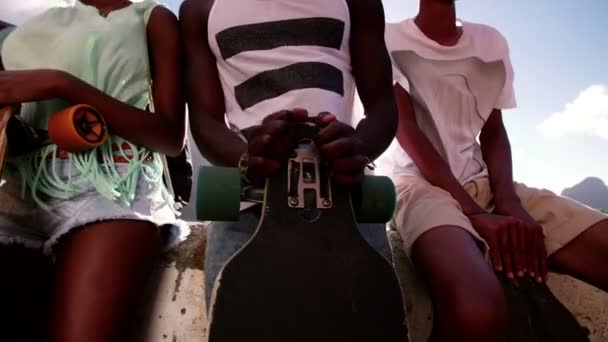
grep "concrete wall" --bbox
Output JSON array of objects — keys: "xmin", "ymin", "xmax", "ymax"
[
  {"xmin": 131, "ymin": 224, "xmax": 207, "ymax": 341},
  {"xmin": 131, "ymin": 225, "xmax": 608, "ymax": 342}
]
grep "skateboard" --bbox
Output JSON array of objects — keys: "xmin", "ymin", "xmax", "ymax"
[{"xmin": 197, "ymin": 123, "xmax": 408, "ymax": 342}]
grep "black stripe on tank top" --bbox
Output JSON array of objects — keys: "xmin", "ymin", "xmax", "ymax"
[
  {"xmin": 235, "ymin": 62, "xmax": 344, "ymax": 110},
  {"xmin": 216, "ymin": 17, "xmax": 345, "ymax": 60}
]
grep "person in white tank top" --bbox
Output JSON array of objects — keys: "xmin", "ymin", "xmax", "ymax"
[
  {"xmin": 387, "ymin": 0, "xmax": 608, "ymax": 341},
  {"xmin": 180, "ymin": 0, "xmax": 398, "ymax": 308}
]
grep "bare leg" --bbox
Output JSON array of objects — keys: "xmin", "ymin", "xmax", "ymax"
[
  {"xmin": 412, "ymin": 226, "xmax": 507, "ymax": 342},
  {"xmin": 548, "ymin": 219, "xmax": 608, "ymax": 292},
  {"xmin": 48, "ymin": 220, "xmax": 161, "ymax": 342},
  {"xmin": 0, "ymin": 244, "xmax": 52, "ymax": 341}
]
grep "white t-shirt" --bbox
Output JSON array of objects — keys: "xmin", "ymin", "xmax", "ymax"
[{"xmin": 382, "ymin": 18, "xmax": 517, "ymax": 184}]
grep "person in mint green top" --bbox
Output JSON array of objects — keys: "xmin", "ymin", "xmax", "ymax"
[{"xmin": 0, "ymin": 1, "xmax": 185, "ymax": 340}]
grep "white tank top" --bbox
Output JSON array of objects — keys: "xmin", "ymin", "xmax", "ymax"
[{"xmin": 208, "ymin": 0, "xmax": 355, "ymax": 130}]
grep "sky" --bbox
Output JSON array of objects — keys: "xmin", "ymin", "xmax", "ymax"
[{"xmin": 1, "ymin": 0, "xmax": 607, "ymax": 194}]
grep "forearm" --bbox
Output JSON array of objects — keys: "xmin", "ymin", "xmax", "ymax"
[
  {"xmin": 480, "ymin": 123, "xmax": 520, "ymax": 211},
  {"xmin": 399, "ymin": 125, "xmax": 484, "ymax": 215},
  {"xmin": 354, "ymin": 93, "xmax": 398, "ymax": 161},
  {"xmin": 59, "ymin": 73, "xmax": 185, "ymax": 156},
  {"xmin": 190, "ymin": 113, "xmax": 246, "ymax": 167}
]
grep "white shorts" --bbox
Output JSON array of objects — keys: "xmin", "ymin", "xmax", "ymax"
[{"xmin": 0, "ymin": 160, "xmax": 181, "ymax": 255}]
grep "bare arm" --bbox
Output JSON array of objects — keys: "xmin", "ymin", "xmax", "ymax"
[
  {"xmin": 394, "ymin": 84, "xmax": 484, "ymax": 214},
  {"xmin": 480, "ymin": 108, "xmax": 547, "ymax": 281},
  {"xmin": 180, "ymin": 0, "xmax": 245, "ymax": 167},
  {"xmin": 479, "ymin": 109, "xmax": 521, "ymax": 211},
  {"xmin": 346, "ymin": 0, "xmax": 397, "ymax": 161},
  {"xmin": 56, "ymin": 7, "xmax": 185, "ymax": 156}
]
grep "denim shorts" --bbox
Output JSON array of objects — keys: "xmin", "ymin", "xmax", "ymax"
[{"xmin": 0, "ymin": 161, "xmax": 183, "ymax": 255}]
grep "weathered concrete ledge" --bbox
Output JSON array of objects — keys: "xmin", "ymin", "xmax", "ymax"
[{"xmin": 130, "ymin": 224, "xmax": 208, "ymax": 341}]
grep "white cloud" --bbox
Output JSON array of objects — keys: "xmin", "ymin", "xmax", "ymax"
[
  {"xmin": 0, "ymin": 0, "xmax": 72, "ymax": 25},
  {"xmin": 538, "ymin": 85, "xmax": 608, "ymax": 139}
]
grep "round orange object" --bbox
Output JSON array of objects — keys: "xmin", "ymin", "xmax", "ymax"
[{"xmin": 48, "ymin": 104, "xmax": 108, "ymax": 153}]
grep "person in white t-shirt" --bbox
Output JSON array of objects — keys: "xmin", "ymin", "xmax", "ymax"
[{"xmin": 387, "ymin": 0, "xmax": 608, "ymax": 340}]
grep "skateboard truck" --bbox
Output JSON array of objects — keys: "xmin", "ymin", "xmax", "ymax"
[{"xmin": 287, "ymin": 139, "xmax": 332, "ymax": 211}]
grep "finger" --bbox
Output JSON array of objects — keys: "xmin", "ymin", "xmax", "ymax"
[
  {"xmin": 331, "ymin": 156, "xmax": 369, "ymax": 173},
  {"xmin": 537, "ymin": 228, "xmax": 548, "ymax": 283},
  {"xmin": 262, "ymin": 108, "xmax": 308, "ymax": 124},
  {"xmin": 248, "ymin": 134, "xmax": 273, "ymax": 157},
  {"xmin": 316, "ymin": 121, "xmax": 355, "ymax": 145},
  {"xmin": 510, "ymin": 221, "xmax": 524, "ymax": 278},
  {"xmin": 250, "ymin": 124, "xmax": 296, "ymax": 160},
  {"xmin": 499, "ymin": 226, "xmax": 515, "ymax": 280},
  {"xmin": 526, "ymin": 227, "xmax": 537, "ymax": 279},
  {"xmin": 315, "ymin": 111, "xmax": 337, "ymax": 127},
  {"xmin": 245, "ymin": 120, "xmax": 288, "ymax": 144},
  {"xmin": 318, "ymin": 137, "xmax": 356, "ymax": 160},
  {"xmin": 518, "ymin": 222, "xmax": 527, "ymax": 278},
  {"xmin": 488, "ymin": 237, "xmax": 503, "ymax": 273},
  {"xmin": 332, "ymin": 172, "xmax": 364, "ymax": 188},
  {"xmin": 525, "ymin": 225, "xmax": 535, "ymax": 278},
  {"xmin": 247, "ymin": 156, "xmax": 281, "ymax": 184},
  {"xmin": 256, "ymin": 119, "xmax": 290, "ymax": 137}
]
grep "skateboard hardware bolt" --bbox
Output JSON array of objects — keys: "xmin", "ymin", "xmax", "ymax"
[
  {"xmin": 322, "ymin": 199, "xmax": 331, "ymax": 207},
  {"xmin": 289, "ymin": 198, "xmax": 299, "ymax": 206}
]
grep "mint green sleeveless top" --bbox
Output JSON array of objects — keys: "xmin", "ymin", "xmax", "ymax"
[{"xmin": 0, "ymin": 0, "xmax": 171, "ymax": 208}]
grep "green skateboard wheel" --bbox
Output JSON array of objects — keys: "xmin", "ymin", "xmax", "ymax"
[
  {"xmin": 196, "ymin": 166, "xmax": 241, "ymax": 221},
  {"xmin": 353, "ymin": 175, "xmax": 397, "ymax": 224}
]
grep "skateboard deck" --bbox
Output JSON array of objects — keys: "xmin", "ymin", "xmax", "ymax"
[{"xmin": 201, "ymin": 124, "xmax": 407, "ymax": 342}]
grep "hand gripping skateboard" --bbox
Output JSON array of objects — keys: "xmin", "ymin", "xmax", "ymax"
[{"xmin": 197, "ymin": 123, "xmax": 408, "ymax": 342}]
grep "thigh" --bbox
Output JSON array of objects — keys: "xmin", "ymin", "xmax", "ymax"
[
  {"xmin": 412, "ymin": 226, "xmax": 503, "ymax": 316},
  {"xmin": 0, "ymin": 244, "xmax": 52, "ymax": 342},
  {"xmin": 548, "ymin": 220, "xmax": 608, "ymax": 292},
  {"xmin": 204, "ymin": 207, "xmax": 261, "ymax": 308},
  {"xmin": 48, "ymin": 219, "xmax": 161, "ymax": 342},
  {"xmin": 392, "ymin": 176, "xmax": 486, "ymax": 256},
  {"xmin": 515, "ymin": 182, "xmax": 606, "ymax": 256}
]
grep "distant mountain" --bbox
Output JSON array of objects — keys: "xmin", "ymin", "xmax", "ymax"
[{"xmin": 561, "ymin": 177, "xmax": 608, "ymax": 209}]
